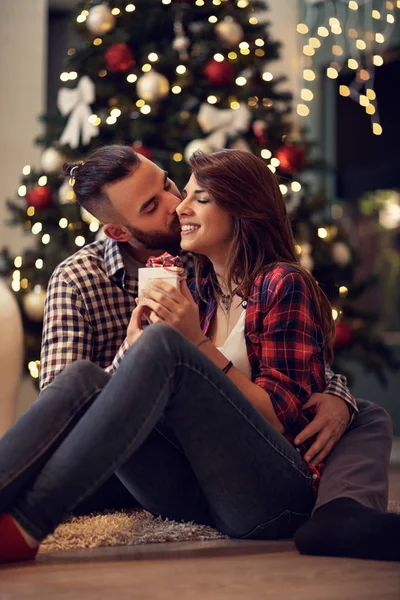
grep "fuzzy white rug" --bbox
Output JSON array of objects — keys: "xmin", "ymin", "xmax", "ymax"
[{"xmin": 39, "ymin": 501, "xmax": 400, "ymax": 554}]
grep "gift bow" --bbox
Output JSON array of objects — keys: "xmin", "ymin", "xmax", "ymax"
[
  {"xmin": 57, "ymin": 76, "xmax": 100, "ymax": 149},
  {"xmin": 146, "ymin": 253, "xmax": 184, "ymax": 270},
  {"xmin": 197, "ymin": 102, "xmax": 252, "ymax": 151}
]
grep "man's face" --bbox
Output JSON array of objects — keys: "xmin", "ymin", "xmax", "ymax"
[{"xmin": 104, "ymin": 155, "xmax": 182, "ymax": 252}]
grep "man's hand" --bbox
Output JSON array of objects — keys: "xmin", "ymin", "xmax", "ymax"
[
  {"xmin": 126, "ymin": 303, "xmax": 148, "ymax": 346},
  {"xmin": 294, "ymin": 393, "xmax": 351, "ymax": 465}
]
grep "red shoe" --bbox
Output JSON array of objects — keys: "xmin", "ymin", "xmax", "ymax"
[{"xmin": 0, "ymin": 514, "xmax": 39, "ymax": 563}]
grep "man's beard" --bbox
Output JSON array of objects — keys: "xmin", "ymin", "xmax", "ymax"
[{"xmin": 125, "ymin": 216, "xmax": 181, "ymax": 255}]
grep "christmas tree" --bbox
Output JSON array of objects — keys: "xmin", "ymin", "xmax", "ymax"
[{"xmin": 1, "ymin": 0, "xmax": 397, "ymax": 385}]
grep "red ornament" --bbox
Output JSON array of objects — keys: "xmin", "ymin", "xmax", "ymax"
[
  {"xmin": 26, "ymin": 186, "xmax": 53, "ymax": 210},
  {"xmin": 276, "ymin": 143, "xmax": 305, "ymax": 173},
  {"xmin": 253, "ymin": 120, "xmax": 267, "ymax": 145},
  {"xmin": 104, "ymin": 43, "xmax": 135, "ymax": 73},
  {"xmin": 334, "ymin": 322, "xmax": 354, "ymax": 350},
  {"xmin": 132, "ymin": 144, "xmax": 153, "ymax": 160},
  {"xmin": 203, "ymin": 58, "xmax": 235, "ymax": 86}
]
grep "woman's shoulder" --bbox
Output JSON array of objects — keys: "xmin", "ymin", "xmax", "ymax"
[{"xmin": 249, "ymin": 263, "xmax": 309, "ymax": 306}]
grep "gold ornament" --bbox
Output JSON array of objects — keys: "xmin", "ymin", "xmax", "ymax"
[
  {"xmin": 137, "ymin": 71, "xmax": 170, "ymax": 102},
  {"xmin": 86, "ymin": 4, "xmax": 116, "ymax": 36}
]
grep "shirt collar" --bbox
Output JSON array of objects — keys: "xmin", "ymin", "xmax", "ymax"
[{"xmin": 104, "ymin": 237, "xmax": 126, "ymax": 282}]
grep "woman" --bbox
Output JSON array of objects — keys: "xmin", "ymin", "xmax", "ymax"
[{"xmin": 0, "ymin": 150, "xmax": 343, "ymax": 563}]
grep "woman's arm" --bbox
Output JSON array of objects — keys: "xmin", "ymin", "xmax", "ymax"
[{"xmin": 195, "ymin": 340, "xmax": 285, "ymax": 433}]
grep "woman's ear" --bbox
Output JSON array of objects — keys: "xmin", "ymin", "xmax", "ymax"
[{"xmin": 103, "ymin": 223, "xmax": 132, "ymax": 242}]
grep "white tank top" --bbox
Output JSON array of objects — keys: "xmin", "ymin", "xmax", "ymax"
[{"xmin": 217, "ymin": 310, "xmax": 252, "ymax": 380}]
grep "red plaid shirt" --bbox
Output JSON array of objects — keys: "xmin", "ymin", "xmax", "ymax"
[{"xmin": 189, "ymin": 264, "xmax": 358, "ymax": 491}]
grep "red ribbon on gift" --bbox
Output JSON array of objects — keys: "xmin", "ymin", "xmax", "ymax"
[{"xmin": 146, "ymin": 252, "xmax": 184, "ymax": 270}]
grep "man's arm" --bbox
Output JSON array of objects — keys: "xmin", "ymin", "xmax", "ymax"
[{"xmin": 39, "ymin": 274, "xmax": 94, "ymax": 390}]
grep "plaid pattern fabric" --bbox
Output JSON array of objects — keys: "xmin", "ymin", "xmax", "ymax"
[
  {"xmin": 189, "ymin": 265, "xmax": 358, "ymax": 491},
  {"xmin": 40, "ymin": 238, "xmax": 194, "ymax": 391}
]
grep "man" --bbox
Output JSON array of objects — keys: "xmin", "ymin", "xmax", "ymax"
[{"xmin": 40, "ymin": 145, "xmax": 398, "ymax": 561}]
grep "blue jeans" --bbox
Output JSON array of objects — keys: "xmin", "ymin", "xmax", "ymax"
[{"xmin": 0, "ymin": 324, "xmax": 315, "ymax": 541}]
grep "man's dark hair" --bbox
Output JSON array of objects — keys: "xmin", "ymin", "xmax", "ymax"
[{"xmin": 63, "ymin": 145, "xmax": 140, "ymax": 223}]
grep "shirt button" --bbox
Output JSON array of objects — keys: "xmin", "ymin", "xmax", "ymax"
[
  {"xmin": 312, "ymin": 473, "xmax": 318, "ymax": 480},
  {"xmin": 242, "ymin": 300, "xmax": 248, "ymax": 308}
]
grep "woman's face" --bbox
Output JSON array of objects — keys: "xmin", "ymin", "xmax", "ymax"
[{"xmin": 176, "ymin": 174, "xmax": 233, "ymax": 259}]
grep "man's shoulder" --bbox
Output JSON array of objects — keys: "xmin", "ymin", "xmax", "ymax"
[{"xmin": 50, "ymin": 239, "xmax": 110, "ymax": 288}]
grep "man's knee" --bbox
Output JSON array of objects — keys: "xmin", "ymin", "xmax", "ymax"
[
  {"xmin": 60, "ymin": 360, "xmax": 109, "ymax": 386},
  {"xmin": 354, "ymin": 399, "xmax": 393, "ymax": 438}
]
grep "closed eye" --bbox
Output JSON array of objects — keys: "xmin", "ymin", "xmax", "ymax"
[
  {"xmin": 145, "ymin": 202, "xmax": 158, "ymax": 214},
  {"xmin": 197, "ymin": 198, "xmax": 209, "ymax": 204}
]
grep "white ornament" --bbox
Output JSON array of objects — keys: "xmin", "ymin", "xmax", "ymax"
[
  {"xmin": 86, "ymin": 4, "xmax": 116, "ymax": 36},
  {"xmin": 215, "ymin": 18, "xmax": 244, "ymax": 47},
  {"xmin": 22, "ymin": 285, "xmax": 46, "ymax": 322},
  {"xmin": 332, "ymin": 241, "xmax": 352, "ymax": 266},
  {"xmin": 57, "ymin": 76, "xmax": 100, "ymax": 149},
  {"xmin": 172, "ymin": 36, "xmax": 190, "ymax": 52},
  {"xmin": 196, "ymin": 102, "xmax": 252, "ymax": 152},
  {"xmin": 58, "ymin": 179, "xmax": 76, "ymax": 204},
  {"xmin": 184, "ymin": 139, "xmax": 213, "ymax": 163},
  {"xmin": 136, "ymin": 71, "xmax": 170, "ymax": 102},
  {"xmin": 41, "ymin": 147, "xmax": 66, "ymax": 174}
]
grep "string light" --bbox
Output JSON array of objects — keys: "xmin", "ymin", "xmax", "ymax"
[
  {"xmin": 261, "ymin": 149, "xmax": 272, "ymax": 159},
  {"xmin": 173, "ymin": 153, "xmax": 183, "ymax": 162},
  {"xmin": 332, "ymin": 308, "xmax": 339, "ymax": 320},
  {"xmin": 35, "ymin": 259, "xmax": 43, "ymax": 269},
  {"xmin": 207, "ymin": 95, "xmax": 218, "ymax": 104},
  {"xmin": 291, "ymin": 182, "xmax": 302, "ymax": 192},
  {"xmin": 262, "ymin": 71, "xmax": 273, "ymax": 82},
  {"xmin": 340, "ymin": 85, "xmax": 351, "ymax": 96},
  {"xmin": 31, "ymin": 223, "xmax": 43, "ymax": 235},
  {"xmin": 18, "ymin": 185, "xmax": 26, "ymax": 197},
  {"xmin": 75, "ymin": 236, "xmax": 86, "ymax": 247},
  {"xmin": 297, "ymin": 24, "xmax": 309, "ymax": 34},
  {"xmin": 318, "ymin": 227, "xmax": 328, "ymax": 239},
  {"xmin": 297, "ymin": 104, "xmax": 310, "ymax": 116},
  {"xmin": 28, "ymin": 361, "xmax": 40, "ymax": 379},
  {"xmin": 22, "ymin": 165, "xmax": 31, "ymax": 175},
  {"xmin": 14, "ymin": 256, "xmax": 22, "ymax": 268},
  {"xmin": 126, "ymin": 4, "xmax": 136, "ymax": 12},
  {"xmin": 214, "ymin": 53, "xmax": 224, "ymax": 62},
  {"xmin": 127, "ymin": 74, "xmax": 137, "ymax": 83},
  {"xmin": 172, "ymin": 86, "xmax": 182, "ymax": 94},
  {"xmin": 301, "ymin": 89, "xmax": 314, "ymax": 101}
]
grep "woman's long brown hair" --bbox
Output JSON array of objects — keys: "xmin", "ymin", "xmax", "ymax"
[{"xmin": 188, "ymin": 149, "xmax": 335, "ymax": 365}]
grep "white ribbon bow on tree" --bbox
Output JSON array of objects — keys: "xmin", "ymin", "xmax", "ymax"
[
  {"xmin": 57, "ymin": 76, "xmax": 99, "ymax": 149},
  {"xmin": 197, "ymin": 102, "xmax": 252, "ymax": 151}
]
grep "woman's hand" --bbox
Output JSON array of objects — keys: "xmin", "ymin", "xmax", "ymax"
[{"xmin": 141, "ymin": 279, "xmax": 204, "ymax": 345}]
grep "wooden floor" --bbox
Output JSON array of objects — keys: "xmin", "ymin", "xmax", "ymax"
[{"xmin": 1, "ymin": 468, "xmax": 399, "ymax": 599}]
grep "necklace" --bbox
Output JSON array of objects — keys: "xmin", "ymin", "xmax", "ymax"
[{"xmin": 220, "ymin": 292, "xmax": 231, "ymax": 311}]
